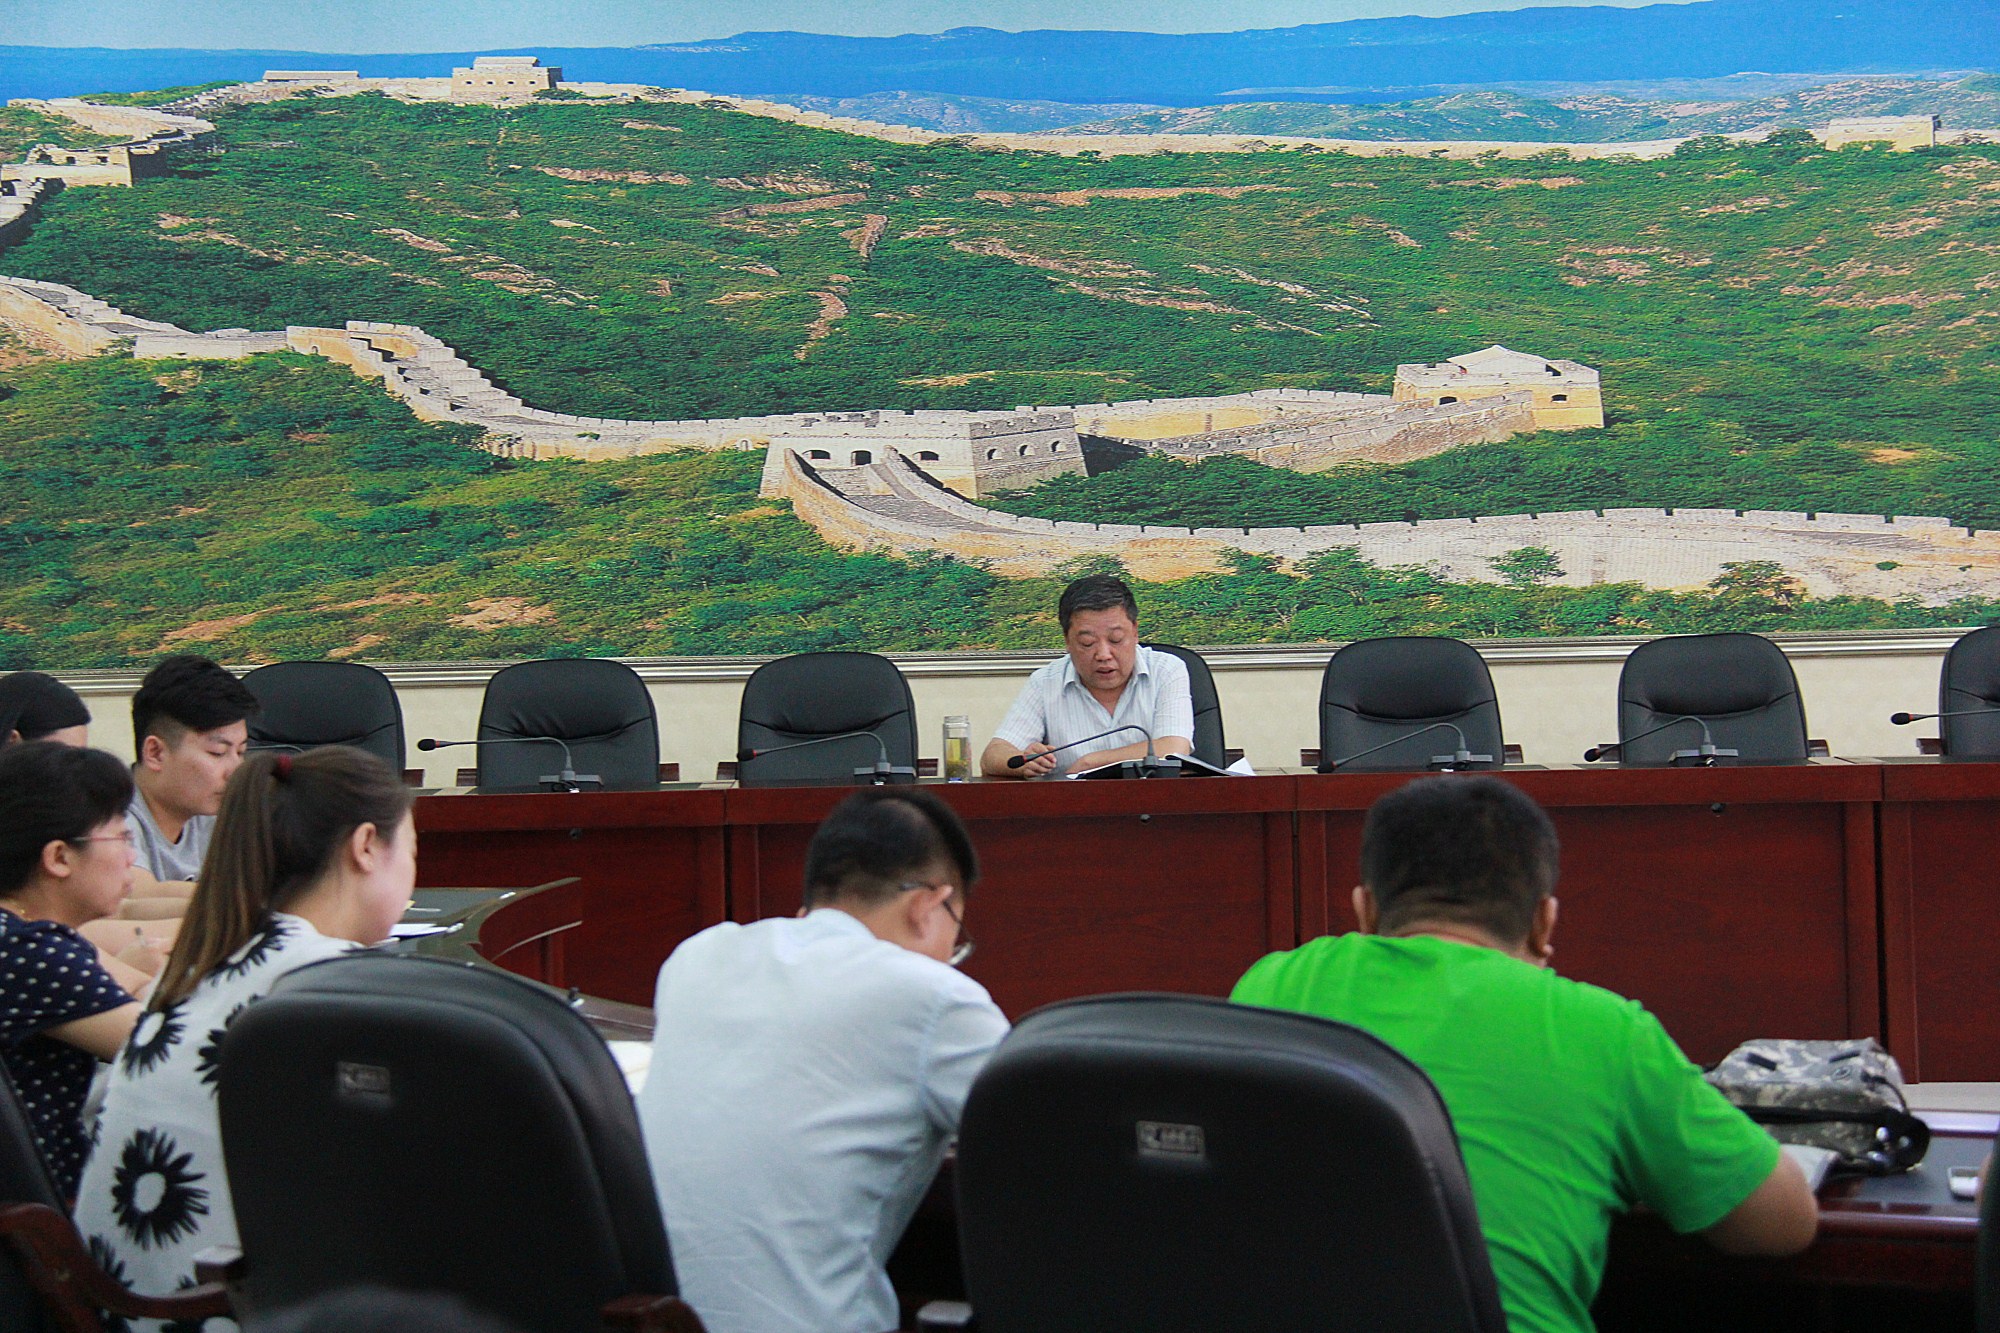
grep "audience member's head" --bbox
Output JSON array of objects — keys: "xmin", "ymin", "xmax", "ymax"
[
  {"xmin": 151, "ymin": 745, "xmax": 414, "ymax": 1009},
  {"xmin": 1359, "ymin": 776, "xmax": 1560, "ymax": 948},
  {"xmin": 802, "ymin": 788, "xmax": 978, "ymax": 964},
  {"xmin": 0, "ymin": 741, "xmax": 136, "ymax": 925},
  {"xmin": 0, "ymin": 671, "xmax": 91, "ymax": 747},
  {"xmin": 130, "ymin": 655, "xmax": 261, "ymax": 819},
  {"xmin": 246, "ymin": 1285, "xmax": 523, "ymax": 1333}
]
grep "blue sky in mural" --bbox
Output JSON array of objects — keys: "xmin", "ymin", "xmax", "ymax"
[{"xmin": 10, "ymin": 0, "xmax": 1688, "ymax": 49}]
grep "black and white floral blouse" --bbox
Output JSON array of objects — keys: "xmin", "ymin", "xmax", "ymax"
[{"xmin": 73, "ymin": 912, "xmax": 354, "ymax": 1330}]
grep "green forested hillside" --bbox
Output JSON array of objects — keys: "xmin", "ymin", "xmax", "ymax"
[
  {"xmin": 7, "ymin": 95, "xmax": 1999, "ymax": 435},
  {"xmin": 5, "ymin": 94, "xmax": 2000, "ymax": 663},
  {"xmin": 0, "ymin": 353, "xmax": 1989, "ymax": 668}
]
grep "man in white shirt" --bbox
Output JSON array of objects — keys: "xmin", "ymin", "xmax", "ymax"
[
  {"xmin": 638, "ymin": 788, "xmax": 1010, "ymax": 1333},
  {"xmin": 981, "ymin": 574, "xmax": 1195, "ymax": 778}
]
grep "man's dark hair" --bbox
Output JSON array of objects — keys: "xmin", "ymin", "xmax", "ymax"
[
  {"xmin": 802, "ymin": 787, "xmax": 979, "ymax": 910},
  {"xmin": 131, "ymin": 655, "xmax": 260, "ymax": 751},
  {"xmin": 246, "ymin": 1285, "xmax": 522, "ymax": 1333},
  {"xmin": 1057, "ymin": 574, "xmax": 1138, "ymax": 633},
  {"xmin": 0, "ymin": 671, "xmax": 90, "ymax": 741},
  {"xmin": 0, "ymin": 743, "xmax": 135, "ymax": 896},
  {"xmin": 1360, "ymin": 776, "xmax": 1559, "ymax": 944}
]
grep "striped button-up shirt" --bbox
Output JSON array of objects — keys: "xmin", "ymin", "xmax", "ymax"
[{"xmin": 992, "ymin": 646, "xmax": 1194, "ymax": 775}]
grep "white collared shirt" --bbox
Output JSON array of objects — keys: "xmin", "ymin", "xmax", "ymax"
[
  {"xmin": 637, "ymin": 909, "xmax": 1009, "ymax": 1333},
  {"xmin": 991, "ymin": 645, "xmax": 1195, "ymax": 775}
]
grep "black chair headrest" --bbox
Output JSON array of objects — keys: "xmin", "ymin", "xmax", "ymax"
[
  {"xmin": 740, "ymin": 652, "xmax": 913, "ymax": 736},
  {"xmin": 1323, "ymin": 637, "xmax": 1496, "ymax": 720},
  {"xmin": 1621, "ymin": 633, "xmax": 1800, "ymax": 718},
  {"xmin": 481, "ymin": 659, "xmax": 655, "ymax": 741}
]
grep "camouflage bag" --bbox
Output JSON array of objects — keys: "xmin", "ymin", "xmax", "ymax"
[{"xmin": 1704, "ymin": 1038, "xmax": 1930, "ymax": 1175}]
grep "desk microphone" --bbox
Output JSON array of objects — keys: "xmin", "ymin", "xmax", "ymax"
[
  {"xmin": 1006, "ymin": 724, "xmax": 1166, "ymax": 775},
  {"xmin": 1891, "ymin": 708, "xmax": 2000, "ymax": 725},
  {"xmin": 417, "ymin": 736, "xmax": 600, "ymax": 792},
  {"xmin": 1584, "ymin": 715, "xmax": 1738, "ymax": 766},
  {"xmin": 737, "ymin": 730, "xmax": 917, "ymax": 784},
  {"xmin": 1324, "ymin": 721, "xmax": 1494, "ymax": 773}
]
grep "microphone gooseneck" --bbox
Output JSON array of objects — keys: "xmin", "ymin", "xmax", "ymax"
[
  {"xmin": 1005, "ymin": 724, "xmax": 1158, "ymax": 773},
  {"xmin": 417, "ymin": 735, "xmax": 598, "ymax": 792},
  {"xmin": 1583, "ymin": 715, "xmax": 1737, "ymax": 766},
  {"xmin": 737, "ymin": 730, "xmax": 915, "ymax": 785},
  {"xmin": 1326, "ymin": 720, "xmax": 1494, "ymax": 773},
  {"xmin": 1891, "ymin": 707, "xmax": 2000, "ymax": 726}
]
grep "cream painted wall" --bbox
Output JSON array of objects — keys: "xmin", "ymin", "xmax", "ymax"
[{"xmin": 54, "ymin": 632, "xmax": 1960, "ymax": 782}]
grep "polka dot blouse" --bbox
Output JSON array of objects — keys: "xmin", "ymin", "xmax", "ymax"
[{"xmin": 0, "ymin": 906, "xmax": 134, "ymax": 1199}]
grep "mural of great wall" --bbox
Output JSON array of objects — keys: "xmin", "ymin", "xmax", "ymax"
[{"xmin": 5, "ymin": 75, "xmax": 1997, "ymax": 604}]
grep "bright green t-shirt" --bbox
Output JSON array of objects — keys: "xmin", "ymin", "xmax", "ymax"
[{"xmin": 1230, "ymin": 934, "xmax": 1778, "ymax": 1333}]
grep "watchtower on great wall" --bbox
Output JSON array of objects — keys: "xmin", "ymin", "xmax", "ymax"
[
  {"xmin": 1393, "ymin": 345, "xmax": 1604, "ymax": 430},
  {"xmin": 758, "ymin": 409, "xmax": 1084, "ymax": 501},
  {"xmin": 451, "ymin": 57, "xmax": 563, "ymax": 103}
]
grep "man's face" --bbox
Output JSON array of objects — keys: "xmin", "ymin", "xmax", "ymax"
[
  {"xmin": 1064, "ymin": 606, "xmax": 1139, "ymax": 697},
  {"xmin": 148, "ymin": 720, "xmax": 249, "ymax": 817}
]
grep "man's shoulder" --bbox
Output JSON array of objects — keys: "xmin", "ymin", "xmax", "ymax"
[{"xmin": 1136, "ymin": 646, "xmax": 1189, "ymax": 683}]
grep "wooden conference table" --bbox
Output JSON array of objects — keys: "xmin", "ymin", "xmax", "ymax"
[{"xmin": 410, "ymin": 758, "xmax": 1995, "ymax": 1071}]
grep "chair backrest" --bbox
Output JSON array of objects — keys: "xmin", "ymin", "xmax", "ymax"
[
  {"xmin": 954, "ymin": 994, "xmax": 1507, "ymax": 1333},
  {"xmin": 476, "ymin": 659, "xmax": 659, "ymax": 790},
  {"xmin": 1940, "ymin": 626, "xmax": 2000, "ymax": 758},
  {"xmin": 1319, "ymin": 636, "xmax": 1504, "ymax": 771},
  {"xmin": 1617, "ymin": 633, "xmax": 1807, "ymax": 764},
  {"xmin": 1143, "ymin": 644, "xmax": 1226, "ymax": 768},
  {"xmin": 0, "ymin": 1066, "xmax": 61, "ymax": 1333},
  {"xmin": 737, "ymin": 652, "xmax": 917, "ymax": 783},
  {"xmin": 242, "ymin": 661, "xmax": 407, "ymax": 772},
  {"xmin": 217, "ymin": 954, "xmax": 676, "ymax": 1333}
]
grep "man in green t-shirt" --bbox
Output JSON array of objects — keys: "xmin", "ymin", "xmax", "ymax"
[{"xmin": 1231, "ymin": 777, "xmax": 1817, "ymax": 1333}]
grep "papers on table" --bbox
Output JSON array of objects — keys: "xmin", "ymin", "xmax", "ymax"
[{"xmin": 388, "ymin": 922, "xmax": 456, "ymax": 939}]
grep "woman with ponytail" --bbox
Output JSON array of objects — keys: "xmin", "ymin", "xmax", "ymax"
[{"xmin": 75, "ymin": 746, "xmax": 416, "ymax": 1322}]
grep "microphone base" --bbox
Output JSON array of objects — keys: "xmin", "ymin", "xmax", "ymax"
[
  {"xmin": 1668, "ymin": 748, "xmax": 1740, "ymax": 768},
  {"xmin": 853, "ymin": 765, "xmax": 920, "ymax": 786},
  {"xmin": 1428, "ymin": 752, "xmax": 1496, "ymax": 772},
  {"xmin": 539, "ymin": 772, "xmax": 603, "ymax": 792}
]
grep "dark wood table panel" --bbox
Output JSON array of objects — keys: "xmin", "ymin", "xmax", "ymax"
[
  {"xmin": 413, "ymin": 788, "xmax": 728, "ymax": 1006},
  {"xmin": 1296, "ymin": 764, "xmax": 1883, "ymax": 1067},
  {"xmin": 1880, "ymin": 758, "xmax": 2000, "ymax": 1082},
  {"xmin": 725, "ymin": 777, "xmax": 1299, "ymax": 1019}
]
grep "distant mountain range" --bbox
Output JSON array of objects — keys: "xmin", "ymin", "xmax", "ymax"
[{"xmin": 2, "ymin": 0, "xmax": 1996, "ymax": 109}]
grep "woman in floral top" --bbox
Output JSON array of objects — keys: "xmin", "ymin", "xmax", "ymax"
[{"xmin": 75, "ymin": 746, "xmax": 416, "ymax": 1329}]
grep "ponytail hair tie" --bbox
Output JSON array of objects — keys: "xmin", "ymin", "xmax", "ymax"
[{"xmin": 274, "ymin": 752, "xmax": 294, "ymax": 780}]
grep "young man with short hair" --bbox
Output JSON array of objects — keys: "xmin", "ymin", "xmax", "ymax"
[
  {"xmin": 637, "ymin": 788, "xmax": 1009, "ymax": 1333},
  {"xmin": 980, "ymin": 573, "xmax": 1193, "ymax": 778},
  {"xmin": 126, "ymin": 655, "xmax": 259, "ymax": 898},
  {"xmin": 1231, "ymin": 777, "xmax": 1818, "ymax": 1333}
]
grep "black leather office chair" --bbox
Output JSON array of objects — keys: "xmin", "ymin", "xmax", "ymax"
[
  {"xmin": 0, "ymin": 1066, "xmax": 227, "ymax": 1333},
  {"xmin": 1144, "ymin": 644, "xmax": 1226, "ymax": 768},
  {"xmin": 737, "ymin": 651, "xmax": 917, "ymax": 782},
  {"xmin": 1613, "ymin": 633, "xmax": 1808, "ymax": 764},
  {"xmin": 477, "ymin": 659, "xmax": 660, "ymax": 790},
  {"xmin": 1939, "ymin": 626, "xmax": 2000, "ymax": 758},
  {"xmin": 242, "ymin": 661, "xmax": 407, "ymax": 773},
  {"xmin": 948, "ymin": 994, "xmax": 1507, "ymax": 1333},
  {"xmin": 1318, "ymin": 636, "xmax": 1504, "ymax": 771},
  {"xmin": 216, "ymin": 953, "xmax": 702, "ymax": 1333}
]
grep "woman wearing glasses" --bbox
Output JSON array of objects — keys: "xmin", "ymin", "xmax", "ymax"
[{"xmin": 0, "ymin": 741, "xmax": 148, "ymax": 1199}]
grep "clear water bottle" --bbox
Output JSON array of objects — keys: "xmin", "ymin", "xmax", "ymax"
[{"xmin": 943, "ymin": 715, "xmax": 971, "ymax": 781}]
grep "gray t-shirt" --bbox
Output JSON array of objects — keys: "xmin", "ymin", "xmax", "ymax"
[{"xmin": 127, "ymin": 788, "xmax": 212, "ymax": 883}]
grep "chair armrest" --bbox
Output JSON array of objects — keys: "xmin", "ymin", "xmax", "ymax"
[
  {"xmin": 456, "ymin": 766, "xmax": 481, "ymax": 786},
  {"xmin": 601, "ymin": 1292, "xmax": 708, "ymax": 1332},
  {"xmin": 715, "ymin": 761, "xmax": 740, "ymax": 781},
  {"xmin": 1502, "ymin": 743, "xmax": 1525, "ymax": 765},
  {"xmin": 917, "ymin": 1299, "xmax": 978, "ymax": 1330},
  {"xmin": 1919, "ymin": 737, "xmax": 1944, "ymax": 756},
  {"xmin": 1807, "ymin": 738, "xmax": 1831, "ymax": 758},
  {"xmin": 0, "ymin": 1202, "xmax": 233, "ymax": 1324},
  {"xmin": 1299, "ymin": 747, "xmax": 1322, "ymax": 768},
  {"xmin": 403, "ymin": 768, "xmax": 426, "ymax": 787},
  {"xmin": 918, "ymin": 758, "xmax": 940, "ymax": 777}
]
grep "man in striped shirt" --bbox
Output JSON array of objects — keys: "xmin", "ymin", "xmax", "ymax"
[{"xmin": 981, "ymin": 575, "xmax": 1195, "ymax": 778}]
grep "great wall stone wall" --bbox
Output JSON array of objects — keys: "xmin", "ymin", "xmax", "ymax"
[
  {"xmin": 1, "ymin": 89, "xmax": 1994, "ymax": 603},
  {"xmin": 773, "ymin": 450, "xmax": 2000, "ymax": 602}
]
